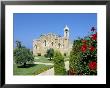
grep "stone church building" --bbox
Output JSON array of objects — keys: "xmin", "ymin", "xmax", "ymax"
[{"xmin": 33, "ymin": 25, "xmax": 72, "ymax": 56}]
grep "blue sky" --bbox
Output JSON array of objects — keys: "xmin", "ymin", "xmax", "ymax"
[{"xmin": 14, "ymin": 13, "xmax": 97, "ymax": 49}]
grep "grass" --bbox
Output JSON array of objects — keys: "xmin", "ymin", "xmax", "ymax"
[
  {"xmin": 34, "ymin": 56, "xmax": 69, "ymax": 63},
  {"xmin": 13, "ymin": 56, "xmax": 69, "ymax": 75},
  {"xmin": 13, "ymin": 64, "xmax": 53, "ymax": 75},
  {"xmin": 34, "ymin": 56, "xmax": 54, "ymax": 63}
]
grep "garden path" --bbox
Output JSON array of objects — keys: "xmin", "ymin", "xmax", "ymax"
[
  {"xmin": 38, "ymin": 67, "xmax": 54, "ymax": 75},
  {"xmin": 37, "ymin": 61, "xmax": 69, "ymax": 75},
  {"xmin": 65, "ymin": 61, "xmax": 69, "ymax": 71},
  {"xmin": 34, "ymin": 62, "xmax": 53, "ymax": 65}
]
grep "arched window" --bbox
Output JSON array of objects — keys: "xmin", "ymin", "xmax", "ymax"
[
  {"xmin": 58, "ymin": 43, "xmax": 61, "ymax": 48},
  {"xmin": 44, "ymin": 40, "xmax": 46, "ymax": 46},
  {"xmin": 35, "ymin": 44, "xmax": 37, "ymax": 49},
  {"xmin": 63, "ymin": 44, "xmax": 64, "ymax": 48},
  {"xmin": 51, "ymin": 42, "xmax": 53, "ymax": 46}
]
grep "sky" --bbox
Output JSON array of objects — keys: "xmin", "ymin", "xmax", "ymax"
[{"xmin": 14, "ymin": 13, "xmax": 97, "ymax": 49}]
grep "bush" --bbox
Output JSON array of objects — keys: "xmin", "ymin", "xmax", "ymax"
[
  {"xmin": 69, "ymin": 27, "xmax": 97, "ymax": 75},
  {"xmin": 54, "ymin": 51, "xmax": 66, "ymax": 75},
  {"xmin": 44, "ymin": 54, "xmax": 48, "ymax": 58},
  {"xmin": 69, "ymin": 40, "xmax": 83, "ymax": 75},
  {"xmin": 64, "ymin": 53, "xmax": 66, "ymax": 56},
  {"xmin": 46, "ymin": 48, "xmax": 54, "ymax": 60}
]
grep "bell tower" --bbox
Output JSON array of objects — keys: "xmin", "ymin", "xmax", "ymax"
[
  {"xmin": 64, "ymin": 25, "xmax": 69, "ymax": 39},
  {"xmin": 63, "ymin": 25, "xmax": 69, "ymax": 53}
]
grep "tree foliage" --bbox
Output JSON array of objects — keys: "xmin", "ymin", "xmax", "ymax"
[
  {"xmin": 69, "ymin": 39, "xmax": 83, "ymax": 75},
  {"xmin": 15, "ymin": 40, "xmax": 22, "ymax": 48},
  {"xmin": 14, "ymin": 41, "xmax": 34, "ymax": 67},
  {"xmin": 46, "ymin": 48, "xmax": 54, "ymax": 60},
  {"xmin": 54, "ymin": 51, "xmax": 66, "ymax": 75}
]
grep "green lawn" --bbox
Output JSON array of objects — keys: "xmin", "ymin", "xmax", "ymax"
[
  {"xmin": 34, "ymin": 56, "xmax": 54, "ymax": 63},
  {"xmin": 13, "ymin": 64, "xmax": 53, "ymax": 75},
  {"xmin": 13, "ymin": 56, "xmax": 69, "ymax": 75}
]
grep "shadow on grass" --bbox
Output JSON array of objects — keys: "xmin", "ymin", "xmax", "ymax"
[
  {"xmin": 17, "ymin": 64, "xmax": 37, "ymax": 68},
  {"xmin": 47, "ymin": 58, "xmax": 54, "ymax": 61}
]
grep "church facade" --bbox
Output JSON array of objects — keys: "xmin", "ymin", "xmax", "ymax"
[{"xmin": 33, "ymin": 25, "xmax": 72, "ymax": 56}]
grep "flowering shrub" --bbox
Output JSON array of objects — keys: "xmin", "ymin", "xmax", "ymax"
[{"xmin": 69, "ymin": 27, "xmax": 97, "ymax": 75}]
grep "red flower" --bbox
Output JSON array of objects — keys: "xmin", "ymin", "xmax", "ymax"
[
  {"xmin": 81, "ymin": 44, "xmax": 87, "ymax": 52},
  {"xmin": 91, "ymin": 33, "xmax": 97, "ymax": 40},
  {"xmin": 89, "ymin": 46, "xmax": 95, "ymax": 52},
  {"xmin": 88, "ymin": 61, "xmax": 97, "ymax": 70}
]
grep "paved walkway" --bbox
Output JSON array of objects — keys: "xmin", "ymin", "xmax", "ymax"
[
  {"xmin": 34, "ymin": 62, "xmax": 54, "ymax": 65},
  {"xmin": 65, "ymin": 61, "xmax": 69, "ymax": 71},
  {"xmin": 38, "ymin": 67, "xmax": 54, "ymax": 75},
  {"xmin": 37, "ymin": 61, "xmax": 69, "ymax": 75}
]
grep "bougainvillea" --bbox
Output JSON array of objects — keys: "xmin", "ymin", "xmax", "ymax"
[{"xmin": 69, "ymin": 27, "xmax": 97, "ymax": 75}]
